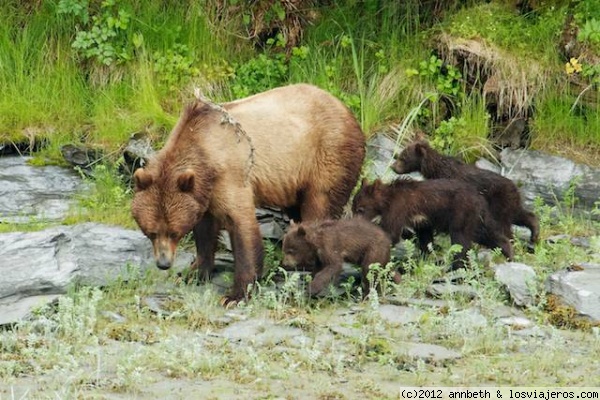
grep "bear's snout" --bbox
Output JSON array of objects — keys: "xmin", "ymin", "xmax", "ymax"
[
  {"xmin": 153, "ymin": 238, "xmax": 177, "ymax": 270},
  {"xmin": 156, "ymin": 256, "xmax": 172, "ymax": 270}
]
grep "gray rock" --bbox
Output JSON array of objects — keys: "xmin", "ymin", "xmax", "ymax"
[
  {"xmin": 0, "ymin": 156, "xmax": 83, "ymax": 223},
  {"xmin": 451, "ymin": 308, "xmax": 489, "ymax": 328},
  {"xmin": 0, "ymin": 223, "xmax": 155, "ymax": 325},
  {"xmin": 427, "ymin": 283, "xmax": 477, "ymax": 299},
  {"xmin": 0, "ymin": 294, "xmax": 61, "ymax": 326},
  {"xmin": 378, "ymin": 304, "xmax": 425, "ymax": 325},
  {"xmin": 498, "ymin": 316, "xmax": 533, "ymax": 329},
  {"xmin": 546, "ymin": 263, "xmax": 600, "ymax": 321},
  {"xmin": 364, "ymin": 133, "xmax": 399, "ymax": 180},
  {"xmin": 384, "ymin": 296, "xmax": 450, "ymax": 309},
  {"xmin": 218, "ymin": 318, "xmax": 306, "ymax": 346},
  {"xmin": 501, "ymin": 148, "xmax": 600, "ymax": 219},
  {"xmin": 393, "ymin": 342, "xmax": 461, "ymax": 363},
  {"xmin": 494, "ymin": 262, "xmax": 537, "ymax": 307}
]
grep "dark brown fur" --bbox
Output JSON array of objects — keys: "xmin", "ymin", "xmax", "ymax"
[
  {"xmin": 282, "ymin": 218, "xmax": 400, "ymax": 296},
  {"xmin": 392, "ymin": 140, "xmax": 539, "ymax": 244},
  {"xmin": 131, "ymin": 84, "xmax": 366, "ymax": 303},
  {"xmin": 352, "ymin": 178, "xmax": 514, "ymax": 270}
]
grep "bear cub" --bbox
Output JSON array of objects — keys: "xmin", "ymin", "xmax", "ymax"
[
  {"xmin": 352, "ymin": 178, "xmax": 513, "ymax": 270},
  {"xmin": 281, "ymin": 218, "xmax": 401, "ymax": 296},
  {"xmin": 392, "ymin": 140, "xmax": 539, "ymax": 245}
]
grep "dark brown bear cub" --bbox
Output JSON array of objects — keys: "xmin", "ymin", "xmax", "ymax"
[
  {"xmin": 281, "ymin": 218, "xmax": 401, "ymax": 296},
  {"xmin": 392, "ymin": 140, "xmax": 539, "ymax": 245},
  {"xmin": 352, "ymin": 178, "xmax": 513, "ymax": 270}
]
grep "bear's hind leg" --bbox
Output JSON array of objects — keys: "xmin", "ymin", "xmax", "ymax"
[{"xmin": 300, "ymin": 190, "xmax": 332, "ymax": 221}]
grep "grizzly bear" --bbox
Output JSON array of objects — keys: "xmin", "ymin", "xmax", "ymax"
[
  {"xmin": 392, "ymin": 140, "xmax": 539, "ymax": 244},
  {"xmin": 281, "ymin": 218, "xmax": 401, "ymax": 296},
  {"xmin": 352, "ymin": 178, "xmax": 513, "ymax": 270},
  {"xmin": 131, "ymin": 84, "xmax": 366, "ymax": 303}
]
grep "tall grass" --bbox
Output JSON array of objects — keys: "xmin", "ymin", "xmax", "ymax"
[
  {"xmin": 0, "ymin": 2, "xmax": 88, "ymax": 142},
  {"xmin": 531, "ymin": 81, "xmax": 600, "ymax": 162}
]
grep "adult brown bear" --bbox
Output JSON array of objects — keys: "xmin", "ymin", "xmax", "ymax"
[{"xmin": 131, "ymin": 84, "xmax": 366, "ymax": 303}]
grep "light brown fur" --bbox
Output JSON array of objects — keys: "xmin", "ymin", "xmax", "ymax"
[{"xmin": 131, "ymin": 84, "xmax": 366, "ymax": 303}]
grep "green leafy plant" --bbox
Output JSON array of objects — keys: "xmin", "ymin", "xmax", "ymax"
[
  {"xmin": 230, "ymin": 34, "xmax": 289, "ymax": 98},
  {"xmin": 59, "ymin": 0, "xmax": 134, "ymax": 66},
  {"xmin": 152, "ymin": 43, "xmax": 199, "ymax": 89}
]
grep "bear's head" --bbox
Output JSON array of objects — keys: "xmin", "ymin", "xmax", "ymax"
[
  {"xmin": 281, "ymin": 222, "xmax": 318, "ymax": 270},
  {"xmin": 391, "ymin": 140, "xmax": 429, "ymax": 175},
  {"xmin": 352, "ymin": 178, "xmax": 387, "ymax": 222},
  {"xmin": 131, "ymin": 165, "xmax": 213, "ymax": 270}
]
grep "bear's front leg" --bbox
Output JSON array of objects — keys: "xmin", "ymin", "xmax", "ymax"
[
  {"xmin": 187, "ymin": 213, "xmax": 221, "ymax": 284},
  {"xmin": 225, "ymin": 214, "xmax": 264, "ymax": 304},
  {"xmin": 308, "ymin": 256, "xmax": 343, "ymax": 296}
]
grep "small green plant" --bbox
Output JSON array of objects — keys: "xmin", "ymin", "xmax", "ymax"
[
  {"xmin": 59, "ymin": 0, "xmax": 135, "ymax": 66},
  {"xmin": 66, "ymin": 162, "xmax": 134, "ymax": 226},
  {"xmin": 230, "ymin": 34, "xmax": 289, "ymax": 98},
  {"xmin": 406, "ymin": 54, "xmax": 463, "ymax": 97},
  {"xmin": 152, "ymin": 43, "xmax": 199, "ymax": 89}
]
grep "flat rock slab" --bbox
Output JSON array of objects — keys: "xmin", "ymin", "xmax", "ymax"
[
  {"xmin": 546, "ymin": 263, "xmax": 600, "ymax": 321},
  {"xmin": 427, "ymin": 283, "xmax": 477, "ymax": 299},
  {"xmin": 217, "ymin": 318, "xmax": 307, "ymax": 347},
  {"xmin": 394, "ymin": 342, "xmax": 461, "ymax": 364},
  {"xmin": 378, "ymin": 304, "xmax": 425, "ymax": 325},
  {"xmin": 0, "ymin": 156, "xmax": 83, "ymax": 223},
  {"xmin": 0, "ymin": 294, "xmax": 61, "ymax": 326},
  {"xmin": 0, "ymin": 223, "xmax": 155, "ymax": 325}
]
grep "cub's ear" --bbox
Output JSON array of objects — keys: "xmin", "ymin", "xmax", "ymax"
[
  {"xmin": 372, "ymin": 178, "xmax": 382, "ymax": 190},
  {"xmin": 296, "ymin": 225, "xmax": 306, "ymax": 237},
  {"xmin": 177, "ymin": 169, "xmax": 196, "ymax": 192},
  {"xmin": 415, "ymin": 140, "xmax": 429, "ymax": 156},
  {"xmin": 290, "ymin": 219, "xmax": 297, "ymax": 227},
  {"xmin": 133, "ymin": 168, "xmax": 153, "ymax": 192},
  {"xmin": 361, "ymin": 177, "xmax": 368, "ymax": 187}
]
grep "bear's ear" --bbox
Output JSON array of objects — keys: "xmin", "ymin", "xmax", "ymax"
[
  {"xmin": 296, "ymin": 225, "xmax": 306, "ymax": 237},
  {"xmin": 415, "ymin": 141, "xmax": 428, "ymax": 156},
  {"xmin": 133, "ymin": 168, "xmax": 153, "ymax": 192},
  {"xmin": 290, "ymin": 219, "xmax": 297, "ymax": 227},
  {"xmin": 177, "ymin": 169, "xmax": 196, "ymax": 193},
  {"xmin": 361, "ymin": 177, "xmax": 368, "ymax": 187},
  {"xmin": 372, "ymin": 178, "xmax": 382, "ymax": 190}
]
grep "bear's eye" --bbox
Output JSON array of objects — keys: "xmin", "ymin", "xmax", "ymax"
[
  {"xmin": 356, "ymin": 207, "xmax": 365, "ymax": 214},
  {"xmin": 168, "ymin": 232, "xmax": 178, "ymax": 240},
  {"xmin": 286, "ymin": 249, "xmax": 295, "ymax": 255},
  {"xmin": 147, "ymin": 232, "xmax": 157, "ymax": 240}
]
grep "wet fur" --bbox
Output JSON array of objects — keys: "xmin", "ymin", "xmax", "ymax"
[
  {"xmin": 352, "ymin": 178, "xmax": 514, "ymax": 270},
  {"xmin": 392, "ymin": 140, "xmax": 539, "ymax": 244},
  {"xmin": 281, "ymin": 218, "xmax": 400, "ymax": 295},
  {"xmin": 132, "ymin": 84, "xmax": 366, "ymax": 302}
]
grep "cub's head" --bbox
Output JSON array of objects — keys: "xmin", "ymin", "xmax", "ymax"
[
  {"xmin": 131, "ymin": 166, "xmax": 212, "ymax": 270},
  {"xmin": 391, "ymin": 140, "xmax": 429, "ymax": 175},
  {"xmin": 281, "ymin": 222, "xmax": 318, "ymax": 270},
  {"xmin": 352, "ymin": 178, "xmax": 387, "ymax": 222}
]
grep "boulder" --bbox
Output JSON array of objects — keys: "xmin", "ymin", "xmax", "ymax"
[
  {"xmin": 546, "ymin": 263, "xmax": 600, "ymax": 321},
  {"xmin": 494, "ymin": 262, "xmax": 537, "ymax": 307},
  {"xmin": 500, "ymin": 148, "xmax": 600, "ymax": 219},
  {"xmin": 0, "ymin": 156, "xmax": 83, "ymax": 223},
  {"xmin": 0, "ymin": 223, "xmax": 157, "ymax": 325}
]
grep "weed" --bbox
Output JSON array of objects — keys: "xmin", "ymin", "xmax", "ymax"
[{"xmin": 65, "ymin": 163, "xmax": 134, "ymax": 226}]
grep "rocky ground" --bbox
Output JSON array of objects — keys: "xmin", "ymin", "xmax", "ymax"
[{"xmin": 1, "ymin": 142, "xmax": 600, "ymax": 398}]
